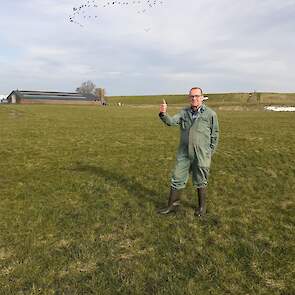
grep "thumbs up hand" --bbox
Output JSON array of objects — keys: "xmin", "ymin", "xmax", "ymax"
[{"xmin": 160, "ymin": 99, "xmax": 167, "ymax": 113}]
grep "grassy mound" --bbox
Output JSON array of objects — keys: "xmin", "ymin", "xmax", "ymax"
[{"xmin": 106, "ymin": 92, "xmax": 295, "ymax": 106}]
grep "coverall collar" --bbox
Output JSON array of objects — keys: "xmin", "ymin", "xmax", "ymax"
[
  {"xmin": 188, "ymin": 104, "xmax": 206, "ymax": 122},
  {"xmin": 191, "ymin": 104, "xmax": 205, "ymax": 113}
]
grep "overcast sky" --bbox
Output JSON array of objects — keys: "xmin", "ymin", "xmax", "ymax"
[{"xmin": 0, "ymin": 0, "xmax": 294, "ymax": 95}]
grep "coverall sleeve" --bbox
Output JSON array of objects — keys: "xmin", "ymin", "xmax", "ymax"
[
  {"xmin": 210, "ymin": 112, "xmax": 219, "ymax": 154},
  {"xmin": 159, "ymin": 111, "xmax": 182, "ymax": 126}
]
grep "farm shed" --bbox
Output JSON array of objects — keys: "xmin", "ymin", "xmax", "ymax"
[{"xmin": 6, "ymin": 90, "xmax": 99, "ymax": 105}]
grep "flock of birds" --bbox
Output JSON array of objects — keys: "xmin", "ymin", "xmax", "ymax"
[{"xmin": 68, "ymin": 0, "xmax": 164, "ymax": 28}]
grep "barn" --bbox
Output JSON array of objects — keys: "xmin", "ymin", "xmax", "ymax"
[{"xmin": 6, "ymin": 90, "xmax": 100, "ymax": 105}]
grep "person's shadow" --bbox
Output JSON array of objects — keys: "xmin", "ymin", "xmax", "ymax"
[{"xmin": 71, "ymin": 162, "xmax": 163, "ymax": 207}]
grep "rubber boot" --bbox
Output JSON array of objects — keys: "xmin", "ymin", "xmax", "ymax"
[
  {"xmin": 157, "ymin": 188, "xmax": 180, "ymax": 214},
  {"xmin": 195, "ymin": 187, "xmax": 206, "ymax": 217}
]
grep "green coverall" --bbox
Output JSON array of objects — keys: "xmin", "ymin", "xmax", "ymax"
[{"xmin": 160, "ymin": 104, "xmax": 219, "ymax": 189}]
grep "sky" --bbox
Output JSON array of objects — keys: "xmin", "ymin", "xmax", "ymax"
[{"xmin": 0, "ymin": 0, "xmax": 295, "ymax": 95}]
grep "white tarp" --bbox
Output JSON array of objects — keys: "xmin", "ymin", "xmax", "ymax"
[
  {"xmin": 265, "ymin": 106, "xmax": 295, "ymax": 112},
  {"xmin": 0, "ymin": 95, "xmax": 7, "ymax": 102}
]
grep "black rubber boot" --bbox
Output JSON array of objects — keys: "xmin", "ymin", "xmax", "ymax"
[
  {"xmin": 157, "ymin": 188, "xmax": 180, "ymax": 214},
  {"xmin": 195, "ymin": 187, "xmax": 206, "ymax": 217}
]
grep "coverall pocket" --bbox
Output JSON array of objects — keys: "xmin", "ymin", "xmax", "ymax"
[
  {"xmin": 180, "ymin": 118, "xmax": 189, "ymax": 130},
  {"xmin": 198, "ymin": 117, "xmax": 210, "ymax": 132}
]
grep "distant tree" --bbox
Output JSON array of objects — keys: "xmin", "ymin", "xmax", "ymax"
[
  {"xmin": 76, "ymin": 80, "xmax": 96, "ymax": 96},
  {"xmin": 76, "ymin": 81, "xmax": 106, "ymax": 102}
]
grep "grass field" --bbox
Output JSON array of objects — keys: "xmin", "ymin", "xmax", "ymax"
[
  {"xmin": 106, "ymin": 92, "xmax": 295, "ymax": 106},
  {"xmin": 0, "ymin": 104, "xmax": 294, "ymax": 294}
]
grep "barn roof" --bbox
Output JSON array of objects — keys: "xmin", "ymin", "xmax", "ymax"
[{"xmin": 8, "ymin": 90, "xmax": 96, "ymax": 101}]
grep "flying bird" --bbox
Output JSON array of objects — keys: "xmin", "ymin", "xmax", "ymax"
[{"xmin": 68, "ymin": 0, "xmax": 164, "ymax": 27}]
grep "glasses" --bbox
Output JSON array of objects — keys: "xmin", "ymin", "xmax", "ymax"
[{"xmin": 189, "ymin": 95, "xmax": 202, "ymax": 99}]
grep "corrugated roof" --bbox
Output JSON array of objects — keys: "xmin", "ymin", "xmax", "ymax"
[{"xmin": 11, "ymin": 90, "xmax": 96, "ymax": 101}]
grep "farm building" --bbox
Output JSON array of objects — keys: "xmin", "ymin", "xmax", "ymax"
[{"xmin": 6, "ymin": 90, "xmax": 101, "ymax": 105}]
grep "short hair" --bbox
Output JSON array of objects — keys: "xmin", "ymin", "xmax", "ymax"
[{"xmin": 190, "ymin": 87, "xmax": 203, "ymax": 95}]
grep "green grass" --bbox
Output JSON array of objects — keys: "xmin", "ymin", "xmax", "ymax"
[
  {"xmin": 106, "ymin": 92, "xmax": 295, "ymax": 106},
  {"xmin": 0, "ymin": 104, "xmax": 294, "ymax": 294}
]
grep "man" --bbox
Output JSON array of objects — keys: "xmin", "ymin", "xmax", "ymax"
[{"xmin": 158, "ymin": 87, "xmax": 219, "ymax": 216}]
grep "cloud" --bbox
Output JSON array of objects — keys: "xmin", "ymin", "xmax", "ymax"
[{"xmin": 0, "ymin": 0, "xmax": 294, "ymax": 95}]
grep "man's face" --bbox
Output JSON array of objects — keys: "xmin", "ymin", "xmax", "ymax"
[{"xmin": 189, "ymin": 88, "xmax": 203, "ymax": 108}]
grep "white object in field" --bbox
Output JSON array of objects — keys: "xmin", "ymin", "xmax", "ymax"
[
  {"xmin": 203, "ymin": 96, "xmax": 208, "ymax": 100},
  {"xmin": 265, "ymin": 106, "xmax": 295, "ymax": 112},
  {"xmin": 0, "ymin": 95, "xmax": 7, "ymax": 103}
]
